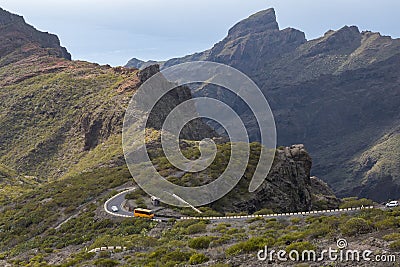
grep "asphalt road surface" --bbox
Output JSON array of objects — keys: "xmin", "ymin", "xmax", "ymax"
[
  {"xmin": 104, "ymin": 188, "xmax": 135, "ymax": 217},
  {"xmin": 104, "ymin": 187, "xmax": 382, "ymax": 222}
]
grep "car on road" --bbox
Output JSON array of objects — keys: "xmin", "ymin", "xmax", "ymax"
[
  {"xmin": 386, "ymin": 201, "xmax": 399, "ymax": 208},
  {"xmin": 111, "ymin": 205, "xmax": 119, "ymax": 212}
]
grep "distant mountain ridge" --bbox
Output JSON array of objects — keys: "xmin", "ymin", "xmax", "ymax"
[{"xmin": 126, "ymin": 8, "xmax": 400, "ymax": 202}]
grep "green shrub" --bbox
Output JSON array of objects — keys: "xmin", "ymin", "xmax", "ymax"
[
  {"xmin": 188, "ymin": 236, "xmax": 214, "ymax": 249},
  {"xmin": 135, "ymin": 197, "xmax": 147, "ymax": 209},
  {"xmin": 189, "ymin": 253, "xmax": 209, "ymax": 265},
  {"xmin": 383, "ymin": 233, "xmax": 400, "ymax": 241},
  {"xmin": 389, "ymin": 240, "xmax": 400, "ymax": 250},
  {"xmin": 339, "ymin": 198, "xmax": 374, "ymax": 209},
  {"xmin": 246, "ymin": 217, "xmax": 264, "ymax": 224},
  {"xmin": 174, "ymin": 219, "xmax": 202, "ymax": 229},
  {"xmin": 311, "ymin": 199, "xmax": 330, "ymax": 210},
  {"xmin": 375, "ymin": 217, "xmax": 399, "ymax": 230},
  {"xmin": 93, "ymin": 258, "xmax": 120, "ymax": 267},
  {"xmin": 212, "ymin": 223, "xmax": 231, "ymax": 233},
  {"xmin": 285, "ymin": 241, "xmax": 315, "ymax": 252},
  {"xmin": 186, "ymin": 223, "xmax": 207, "ymax": 235},
  {"xmin": 148, "ymin": 247, "xmax": 168, "ymax": 259},
  {"xmin": 254, "ymin": 208, "xmax": 274, "ymax": 215},
  {"xmin": 306, "ymin": 223, "xmax": 331, "ymax": 239},
  {"xmin": 340, "ymin": 218, "xmax": 373, "ymax": 236},
  {"xmin": 161, "ymin": 250, "xmax": 192, "ymax": 263},
  {"xmin": 226, "ymin": 237, "xmax": 274, "ymax": 256},
  {"xmin": 277, "ymin": 231, "xmax": 307, "ymax": 244},
  {"xmin": 125, "ymin": 189, "xmax": 146, "ymax": 199},
  {"xmin": 43, "ymin": 248, "xmax": 53, "ymax": 253},
  {"xmin": 285, "ymin": 241, "xmax": 316, "ymax": 260},
  {"xmin": 198, "ymin": 207, "xmax": 223, "ymax": 217},
  {"xmin": 290, "ymin": 217, "xmax": 302, "ymax": 224},
  {"xmin": 210, "ymin": 235, "xmax": 232, "ymax": 247}
]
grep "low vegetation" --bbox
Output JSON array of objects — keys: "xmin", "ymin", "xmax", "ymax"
[{"xmin": 0, "ymin": 161, "xmax": 398, "ymax": 266}]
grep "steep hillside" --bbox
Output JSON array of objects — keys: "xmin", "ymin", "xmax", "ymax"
[
  {"xmin": 126, "ymin": 8, "xmax": 400, "ymax": 201},
  {"xmin": 343, "ymin": 126, "xmax": 400, "ymax": 200},
  {"xmin": 0, "ymin": 57, "xmax": 217, "ymax": 179},
  {"xmin": 271, "ymin": 56, "xmax": 400, "ymax": 201},
  {"xmin": 0, "ymin": 164, "xmax": 39, "ymax": 205},
  {"xmin": 0, "ymin": 6, "xmax": 214, "ymax": 180}
]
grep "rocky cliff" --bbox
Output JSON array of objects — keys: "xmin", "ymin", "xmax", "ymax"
[
  {"xmin": 0, "ymin": 8, "xmax": 70, "ymax": 67},
  {"xmin": 126, "ymin": 8, "xmax": 400, "ymax": 201},
  {"xmin": 213, "ymin": 144, "xmax": 340, "ymax": 213}
]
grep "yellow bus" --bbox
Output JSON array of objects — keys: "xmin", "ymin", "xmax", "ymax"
[{"xmin": 133, "ymin": 208, "xmax": 154, "ymax": 219}]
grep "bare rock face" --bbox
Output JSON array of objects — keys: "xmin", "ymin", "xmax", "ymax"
[
  {"xmin": 310, "ymin": 176, "xmax": 342, "ymax": 209},
  {"xmin": 138, "ymin": 64, "xmax": 160, "ymax": 83},
  {"xmin": 226, "ymin": 8, "xmax": 279, "ymax": 38},
  {"xmin": 76, "ymin": 64, "xmax": 215, "ymax": 155},
  {"xmin": 140, "ymin": 65, "xmax": 217, "ymax": 141},
  {"xmin": 214, "ymin": 145, "xmax": 340, "ymax": 213}
]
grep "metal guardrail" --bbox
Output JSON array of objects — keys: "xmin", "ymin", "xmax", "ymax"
[
  {"xmin": 103, "ymin": 187, "xmax": 136, "ymax": 218},
  {"xmin": 105, "ymin": 189, "xmax": 375, "ymax": 222},
  {"xmin": 88, "ymin": 246, "xmax": 127, "ymax": 253},
  {"xmin": 179, "ymin": 206, "xmax": 375, "ymax": 220}
]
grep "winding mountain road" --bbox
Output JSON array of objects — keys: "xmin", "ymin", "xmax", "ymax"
[
  {"xmin": 104, "ymin": 187, "xmax": 136, "ymax": 218},
  {"xmin": 104, "ymin": 187, "xmax": 377, "ymax": 222}
]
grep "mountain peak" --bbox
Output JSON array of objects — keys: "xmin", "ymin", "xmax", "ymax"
[
  {"xmin": 0, "ymin": 7, "xmax": 71, "ymax": 65},
  {"xmin": 0, "ymin": 7, "xmax": 25, "ymax": 25},
  {"xmin": 227, "ymin": 8, "xmax": 279, "ymax": 38},
  {"xmin": 325, "ymin": 25, "xmax": 360, "ymax": 37}
]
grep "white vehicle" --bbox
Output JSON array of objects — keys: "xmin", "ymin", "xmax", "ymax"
[
  {"xmin": 386, "ymin": 201, "xmax": 399, "ymax": 208},
  {"xmin": 111, "ymin": 205, "xmax": 119, "ymax": 212}
]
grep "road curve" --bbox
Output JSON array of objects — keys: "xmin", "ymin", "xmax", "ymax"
[
  {"xmin": 104, "ymin": 187, "xmax": 166, "ymax": 222},
  {"xmin": 104, "ymin": 187, "xmax": 136, "ymax": 218},
  {"xmin": 104, "ymin": 188, "xmax": 377, "ymax": 222}
]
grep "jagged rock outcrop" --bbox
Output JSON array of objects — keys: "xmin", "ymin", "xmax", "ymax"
[
  {"xmin": 213, "ymin": 144, "xmax": 339, "ymax": 213},
  {"xmin": 138, "ymin": 64, "xmax": 159, "ymax": 83},
  {"xmin": 140, "ymin": 64, "xmax": 217, "ymax": 141},
  {"xmin": 151, "ymin": 9, "xmax": 400, "ymax": 87}
]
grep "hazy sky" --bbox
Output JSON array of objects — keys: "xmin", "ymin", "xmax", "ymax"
[{"xmin": 1, "ymin": 0, "xmax": 399, "ymax": 66}]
